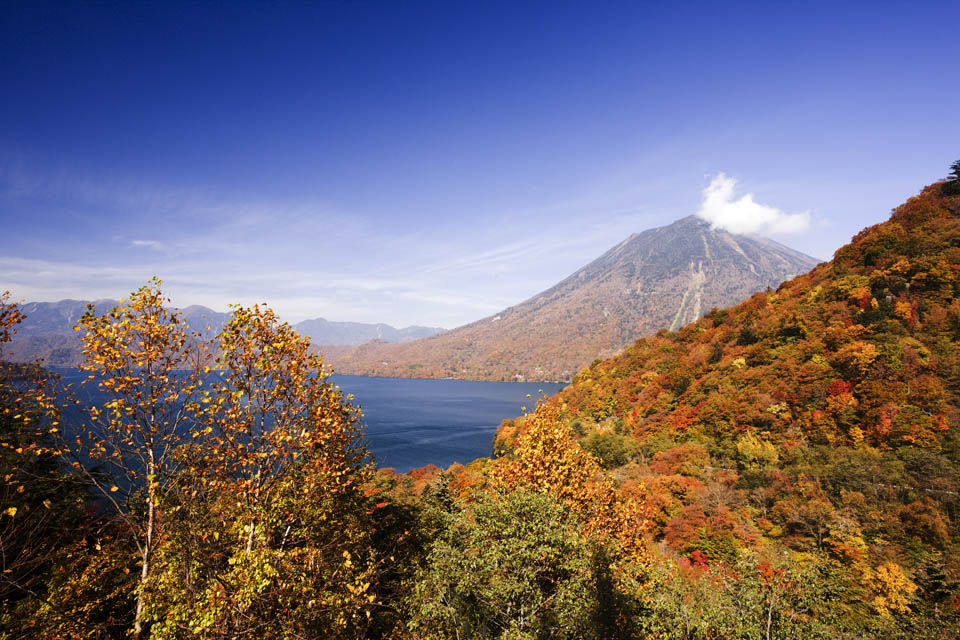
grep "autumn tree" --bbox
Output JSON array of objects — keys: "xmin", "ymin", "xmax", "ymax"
[
  {"xmin": 0, "ymin": 292, "xmax": 47, "ymax": 599},
  {"xmin": 207, "ymin": 304, "xmax": 367, "ymax": 553},
  {"xmin": 0, "ymin": 295, "xmax": 59, "ymax": 606},
  {"xmin": 50, "ymin": 279, "xmax": 209, "ymax": 638},
  {"xmin": 0, "ymin": 291, "xmax": 23, "ymax": 347},
  {"xmin": 494, "ymin": 404, "xmax": 648, "ymax": 557},
  {"xmin": 0, "ymin": 293, "xmax": 109, "ymax": 636},
  {"xmin": 864, "ymin": 561, "xmax": 918, "ymax": 617},
  {"xmin": 145, "ymin": 303, "xmax": 379, "ymax": 638}
]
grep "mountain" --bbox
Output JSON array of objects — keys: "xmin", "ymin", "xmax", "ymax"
[
  {"xmin": 1, "ymin": 299, "xmax": 119, "ymax": 366},
  {"xmin": 2, "ymin": 300, "xmax": 444, "ymax": 366},
  {"xmin": 296, "ymin": 318, "xmax": 444, "ymax": 346},
  {"xmin": 488, "ymin": 178, "xmax": 960, "ymax": 632},
  {"xmin": 323, "ymin": 215, "xmax": 819, "ymax": 381}
]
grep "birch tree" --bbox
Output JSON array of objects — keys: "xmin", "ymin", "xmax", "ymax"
[{"xmin": 56, "ymin": 279, "xmax": 209, "ymax": 638}]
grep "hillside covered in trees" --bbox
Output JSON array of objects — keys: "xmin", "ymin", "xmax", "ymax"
[
  {"xmin": 489, "ymin": 172, "xmax": 960, "ymax": 636},
  {"xmin": 1, "ymin": 167, "xmax": 960, "ymax": 638}
]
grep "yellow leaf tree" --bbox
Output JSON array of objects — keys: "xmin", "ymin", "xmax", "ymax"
[
  {"xmin": 207, "ymin": 304, "xmax": 367, "ymax": 554},
  {"xmin": 865, "ymin": 561, "xmax": 918, "ymax": 616},
  {"xmin": 52, "ymin": 278, "xmax": 210, "ymax": 638},
  {"xmin": 494, "ymin": 403, "xmax": 648, "ymax": 557},
  {"xmin": 1, "ymin": 292, "xmax": 89, "ymax": 629},
  {"xmin": 147, "ymin": 303, "xmax": 378, "ymax": 638}
]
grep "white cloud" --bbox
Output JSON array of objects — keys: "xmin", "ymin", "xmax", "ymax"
[
  {"xmin": 131, "ymin": 239, "xmax": 165, "ymax": 251},
  {"xmin": 695, "ymin": 173, "xmax": 809, "ymax": 235}
]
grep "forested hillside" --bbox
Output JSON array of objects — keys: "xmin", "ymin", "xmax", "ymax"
[{"xmin": 491, "ymin": 174, "xmax": 960, "ymax": 636}]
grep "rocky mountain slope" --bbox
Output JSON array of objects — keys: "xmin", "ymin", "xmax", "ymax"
[{"xmin": 324, "ymin": 215, "xmax": 819, "ymax": 381}]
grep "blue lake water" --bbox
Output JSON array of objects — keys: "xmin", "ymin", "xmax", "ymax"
[
  {"xmin": 334, "ymin": 375, "xmax": 565, "ymax": 473},
  {"xmin": 52, "ymin": 369, "xmax": 565, "ymax": 475}
]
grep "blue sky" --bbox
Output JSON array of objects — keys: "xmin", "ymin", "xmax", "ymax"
[{"xmin": 1, "ymin": 1, "xmax": 957, "ymax": 328}]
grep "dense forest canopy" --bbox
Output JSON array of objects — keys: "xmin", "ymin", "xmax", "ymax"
[{"xmin": 1, "ymin": 166, "xmax": 960, "ymax": 638}]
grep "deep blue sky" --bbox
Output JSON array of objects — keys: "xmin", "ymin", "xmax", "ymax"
[{"xmin": 1, "ymin": 1, "xmax": 957, "ymax": 327}]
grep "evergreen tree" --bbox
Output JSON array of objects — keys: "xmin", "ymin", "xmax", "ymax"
[{"xmin": 944, "ymin": 159, "xmax": 960, "ymax": 195}]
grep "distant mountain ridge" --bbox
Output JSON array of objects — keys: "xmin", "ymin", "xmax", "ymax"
[
  {"xmin": 323, "ymin": 215, "xmax": 820, "ymax": 381},
  {"xmin": 2, "ymin": 299, "xmax": 445, "ymax": 366},
  {"xmin": 296, "ymin": 317, "xmax": 443, "ymax": 346}
]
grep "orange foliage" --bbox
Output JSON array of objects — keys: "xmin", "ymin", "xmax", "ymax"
[{"xmin": 493, "ymin": 404, "xmax": 648, "ymax": 557}]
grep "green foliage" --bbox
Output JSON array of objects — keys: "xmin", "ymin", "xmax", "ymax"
[
  {"xmin": 405, "ymin": 489, "xmax": 635, "ymax": 639},
  {"xmin": 639, "ymin": 553, "xmax": 851, "ymax": 639},
  {"xmin": 583, "ymin": 431, "xmax": 638, "ymax": 469}
]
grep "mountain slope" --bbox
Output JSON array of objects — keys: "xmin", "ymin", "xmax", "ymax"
[
  {"xmin": 325, "ymin": 215, "xmax": 819, "ymax": 381},
  {"xmin": 3, "ymin": 300, "xmax": 444, "ymax": 366}
]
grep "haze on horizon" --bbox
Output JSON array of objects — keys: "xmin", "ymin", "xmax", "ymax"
[{"xmin": 1, "ymin": 0, "xmax": 957, "ymax": 329}]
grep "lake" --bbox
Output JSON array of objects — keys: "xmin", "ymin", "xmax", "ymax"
[
  {"xmin": 53, "ymin": 369, "xmax": 565, "ymax": 474},
  {"xmin": 334, "ymin": 375, "xmax": 565, "ymax": 473}
]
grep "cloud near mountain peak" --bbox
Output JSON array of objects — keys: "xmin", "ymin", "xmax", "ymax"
[{"xmin": 695, "ymin": 173, "xmax": 809, "ymax": 236}]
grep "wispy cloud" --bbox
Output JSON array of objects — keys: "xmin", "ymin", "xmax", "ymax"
[
  {"xmin": 421, "ymin": 238, "xmax": 550, "ymax": 275},
  {"xmin": 0, "ymin": 256, "xmax": 158, "ymax": 302},
  {"xmin": 131, "ymin": 239, "xmax": 166, "ymax": 251},
  {"xmin": 0, "ymin": 158, "xmax": 723, "ymax": 328},
  {"xmin": 695, "ymin": 173, "xmax": 810, "ymax": 235}
]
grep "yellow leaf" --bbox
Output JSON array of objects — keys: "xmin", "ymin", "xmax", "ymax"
[
  {"xmin": 110, "ymin": 485, "xmax": 119, "ymax": 492},
  {"xmin": 3, "ymin": 507, "xmax": 16, "ymax": 517}
]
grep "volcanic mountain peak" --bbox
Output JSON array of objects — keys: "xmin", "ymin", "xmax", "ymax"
[{"xmin": 324, "ymin": 216, "xmax": 819, "ymax": 381}]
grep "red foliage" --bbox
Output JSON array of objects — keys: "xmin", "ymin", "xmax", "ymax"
[
  {"xmin": 664, "ymin": 504, "xmax": 708, "ymax": 551},
  {"xmin": 407, "ymin": 464, "xmax": 441, "ymax": 483},
  {"xmin": 650, "ymin": 443, "xmax": 710, "ymax": 476},
  {"xmin": 690, "ymin": 549, "xmax": 709, "ymax": 567},
  {"xmin": 827, "ymin": 380, "xmax": 853, "ymax": 396}
]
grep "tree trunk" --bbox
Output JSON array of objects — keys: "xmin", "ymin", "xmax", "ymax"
[
  {"xmin": 133, "ymin": 459, "xmax": 156, "ymax": 639},
  {"xmin": 246, "ymin": 519, "xmax": 256, "ymax": 553}
]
